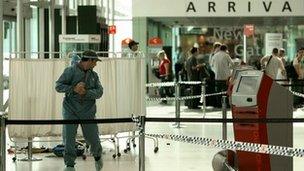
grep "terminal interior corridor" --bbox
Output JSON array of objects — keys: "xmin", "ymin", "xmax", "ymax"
[
  {"xmin": 5, "ymin": 103, "xmax": 304, "ymax": 171},
  {"xmin": 1, "ymin": 0, "xmax": 304, "ymax": 171}
]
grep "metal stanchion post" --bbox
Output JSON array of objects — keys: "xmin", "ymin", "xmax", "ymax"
[
  {"xmin": 0, "ymin": 114, "xmax": 6, "ymax": 171},
  {"xmin": 174, "ymin": 82, "xmax": 181, "ymax": 128},
  {"xmin": 138, "ymin": 116, "xmax": 146, "ymax": 171},
  {"xmin": 19, "ymin": 137, "xmax": 42, "ymax": 161},
  {"xmin": 222, "ymin": 96, "xmax": 227, "ymax": 140},
  {"xmin": 202, "ymin": 79, "xmax": 206, "ymax": 118}
]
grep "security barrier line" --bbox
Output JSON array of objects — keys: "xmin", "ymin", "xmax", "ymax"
[
  {"xmin": 290, "ymin": 90, "xmax": 304, "ymax": 98},
  {"xmin": 146, "ymin": 81, "xmax": 202, "ymax": 88},
  {"xmin": 146, "ymin": 82, "xmax": 176, "ymax": 87},
  {"xmin": 146, "ymin": 134, "xmax": 304, "ymax": 158},
  {"xmin": 2, "ymin": 115, "xmax": 304, "ymax": 171},
  {"xmin": 146, "ymin": 92, "xmax": 227, "ymax": 102}
]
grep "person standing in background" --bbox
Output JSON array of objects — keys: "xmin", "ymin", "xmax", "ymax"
[
  {"xmin": 157, "ymin": 50, "xmax": 171, "ymax": 104},
  {"xmin": 127, "ymin": 40, "xmax": 143, "ymax": 58},
  {"xmin": 186, "ymin": 47, "xmax": 205, "ymax": 109},
  {"xmin": 211, "ymin": 44, "xmax": 234, "ymax": 108},
  {"xmin": 293, "ymin": 48, "xmax": 304, "ymax": 107},
  {"xmin": 260, "ymin": 48, "xmax": 286, "ymax": 79},
  {"xmin": 277, "ymin": 48, "xmax": 287, "ymax": 84},
  {"xmin": 278, "ymin": 48, "xmax": 287, "ymax": 66},
  {"xmin": 174, "ymin": 47, "xmax": 187, "ymax": 82},
  {"xmin": 209, "ymin": 42, "xmax": 222, "ymax": 72}
]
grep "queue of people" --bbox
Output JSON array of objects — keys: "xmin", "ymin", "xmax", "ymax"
[
  {"xmin": 173, "ymin": 42, "xmax": 236, "ymax": 109},
  {"xmin": 126, "ymin": 39, "xmax": 304, "ymax": 109}
]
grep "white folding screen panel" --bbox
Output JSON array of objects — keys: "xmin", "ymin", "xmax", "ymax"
[{"xmin": 8, "ymin": 58, "xmax": 146, "ymax": 138}]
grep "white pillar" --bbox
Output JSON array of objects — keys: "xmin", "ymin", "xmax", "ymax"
[
  {"xmin": 49, "ymin": 0, "xmax": 55, "ymax": 58},
  {"xmin": 243, "ymin": 35, "xmax": 247, "ymax": 63},
  {"xmin": 0, "ymin": 0, "xmax": 4, "ymax": 111},
  {"xmin": 39, "ymin": 2, "xmax": 45, "ymax": 58},
  {"xmin": 106, "ymin": 0, "xmax": 109, "ymax": 25},
  {"xmin": 111, "ymin": 0, "xmax": 115, "ymax": 53},
  {"xmin": 92, "ymin": 0, "xmax": 97, "ymax": 5},
  {"xmin": 17, "ymin": 0, "xmax": 24, "ymax": 58},
  {"xmin": 25, "ymin": 19, "xmax": 31, "ymax": 59},
  {"xmin": 62, "ymin": 0, "xmax": 67, "ymax": 35}
]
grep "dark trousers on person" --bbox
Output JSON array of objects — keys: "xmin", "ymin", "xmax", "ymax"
[
  {"xmin": 189, "ymin": 84, "xmax": 201, "ymax": 109},
  {"xmin": 174, "ymin": 63, "xmax": 183, "ymax": 82},
  {"xmin": 215, "ymin": 80, "xmax": 228, "ymax": 108},
  {"xmin": 205, "ymin": 79, "xmax": 216, "ymax": 107},
  {"xmin": 159, "ymin": 77, "xmax": 173, "ymax": 103}
]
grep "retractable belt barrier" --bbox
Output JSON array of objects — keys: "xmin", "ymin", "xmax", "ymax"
[
  {"xmin": 1, "ymin": 115, "xmax": 304, "ymax": 171},
  {"xmin": 2, "ymin": 117, "xmax": 304, "ymax": 125},
  {"xmin": 146, "ymin": 80, "xmax": 304, "ymax": 102},
  {"xmin": 146, "ymin": 134, "xmax": 304, "ymax": 158},
  {"xmin": 5, "ymin": 118, "xmax": 134, "ymax": 125},
  {"xmin": 290, "ymin": 90, "xmax": 304, "ymax": 98},
  {"xmin": 146, "ymin": 81, "xmax": 202, "ymax": 88}
]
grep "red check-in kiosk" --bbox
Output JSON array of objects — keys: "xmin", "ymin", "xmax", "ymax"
[
  {"xmin": 227, "ymin": 66, "xmax": 254, "ymax": 99},
  {"xmin": 231, "ymin": 70, "xmax": 293, "ymax": 171}
]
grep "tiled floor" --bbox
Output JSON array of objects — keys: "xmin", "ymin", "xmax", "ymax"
[{"xmin": 4, "ymin": 103, "xmax": 304, "ymax": 171}]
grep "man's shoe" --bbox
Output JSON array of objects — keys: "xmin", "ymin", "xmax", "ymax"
[
  {"xmin": 95, "ymin": 157, "xmax": 103, "ymax": 171},
  {"xmin": 64, "ymin": 167, "xmax": 75, "ymax": 171},
  {"xmin": 160, "ymin": 100, "xmax": 167, "ymax": 104},
  {"xmin": 192, "ymin": 106, "xmax": 201, "ymax": 109}
]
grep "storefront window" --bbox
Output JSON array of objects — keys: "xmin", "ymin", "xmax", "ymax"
[{"xmin": 178, "ymin": 23, "xmax": 304, "ymax": 69}]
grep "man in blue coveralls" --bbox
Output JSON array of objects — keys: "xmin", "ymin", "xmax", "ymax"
[{"xmin": 56, "ymin": 50, "xmax": 103, "ymax": 171}]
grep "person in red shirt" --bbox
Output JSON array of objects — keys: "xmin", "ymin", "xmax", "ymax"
[{"xmin": 157, "ymin": 50, "xmax": 171, "ymax": 104}]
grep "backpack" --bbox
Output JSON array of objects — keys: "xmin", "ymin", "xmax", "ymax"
[
  {"xmin": 53, "ymin": 143, "xmax": 85, "ymax": 157},
  {"xmin": 285, "ymin": 61, "xmax": 298, "ymax": 79}
]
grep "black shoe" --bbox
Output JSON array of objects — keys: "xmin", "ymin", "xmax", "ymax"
[
  {"xmin": 189, "ymin": 106, "xmax": 201, "ymax": 109},
  {"xmin": 160, "ymin": 100, "xmax": 167, "ymax": 104}
]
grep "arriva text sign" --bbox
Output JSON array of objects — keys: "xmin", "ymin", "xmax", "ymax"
[{"xmin": 133, "ymin": 0, "xmax": 304, "ymax": 17}]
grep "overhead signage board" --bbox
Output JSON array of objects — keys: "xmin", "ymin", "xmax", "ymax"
[
  {"xmin": 265, "ymin": 33, "xmax": 283, "ymax": 56},
  {"xmin": 59, "ymin": 34, "xmax": 101, "ymax": 43},
  {"xmin": 133, "ymin": 0, "xmax": 304, "ymax": 17}
]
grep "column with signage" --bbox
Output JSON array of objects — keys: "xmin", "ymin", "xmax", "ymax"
[
  {"xmin": 147, "ymin": 37, "xmax": 163, "ymax": 96},
  {"xmin": 243, "ymin": 24, "xmax": 255, "ymax": 63}
]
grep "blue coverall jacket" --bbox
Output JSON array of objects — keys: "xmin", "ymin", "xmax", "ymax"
[{"xmin": 55, "ymin": 64, "xmax": 103, "ymax": 167}]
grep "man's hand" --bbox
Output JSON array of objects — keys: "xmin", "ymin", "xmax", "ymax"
[{"xmin": 74, "ymin": 82, "xmax": 86, "ymax": 95}]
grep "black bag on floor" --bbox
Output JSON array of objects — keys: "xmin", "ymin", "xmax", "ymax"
[{"xmin": 53, "ymin": 142, "xmax": 85, "ymax": 157}]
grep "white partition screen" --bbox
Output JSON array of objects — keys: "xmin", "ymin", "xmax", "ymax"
[{"xmin": 8, "ymin": 58, "xmax": 146, "ymax": 138}]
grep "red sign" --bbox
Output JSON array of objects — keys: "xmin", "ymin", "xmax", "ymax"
[
  {"xmin": 244, "ymin": 24, "xmax": 254, "ymax": 36},
  {"xmin": 148, "ymin": 37, "xmax": 163, "ymax": 46},
  {"xmin": 108, "ymin": 25, "xmax": 116, "ymax": 34}
]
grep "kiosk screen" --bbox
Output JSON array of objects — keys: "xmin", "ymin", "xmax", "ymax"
[{"xmin": 236, "ymin": 76, "xmax": 259, "ymax": 95}]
